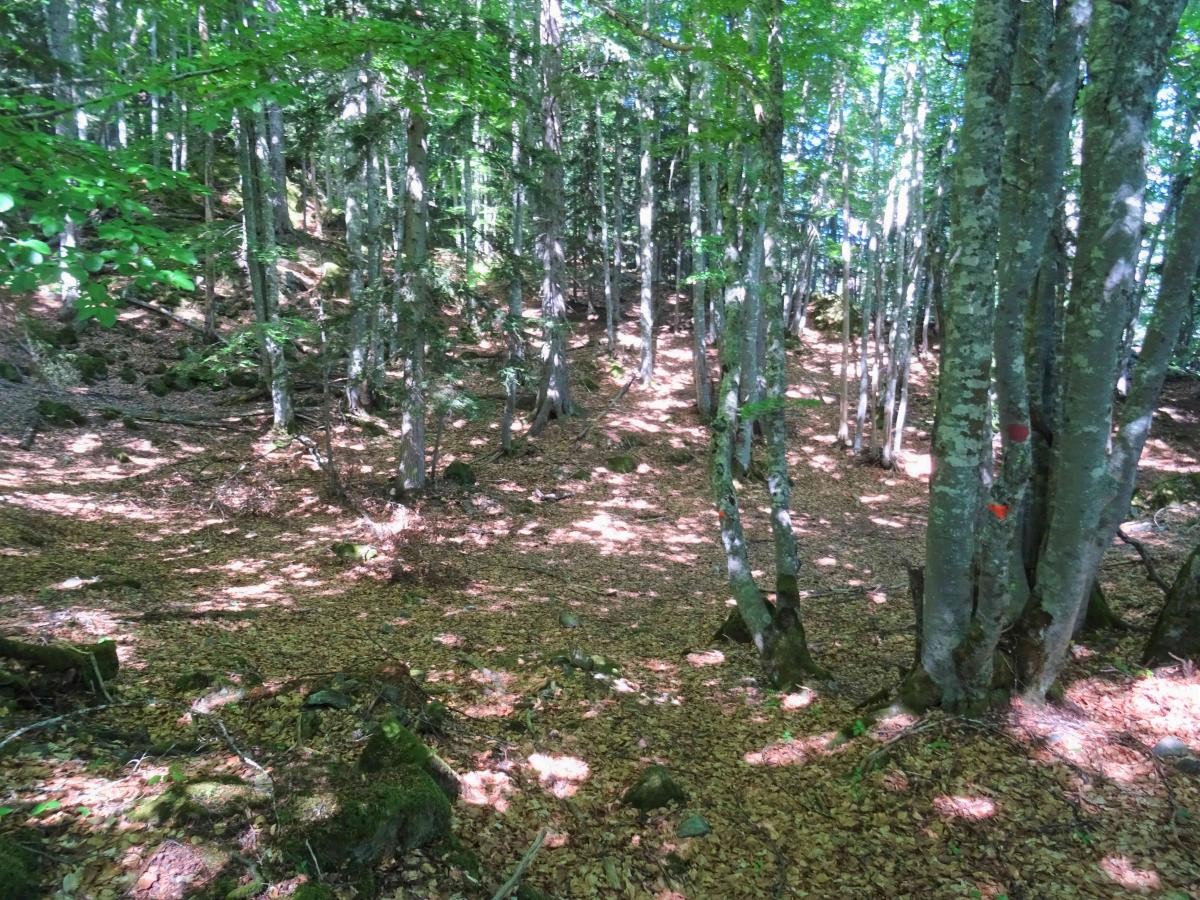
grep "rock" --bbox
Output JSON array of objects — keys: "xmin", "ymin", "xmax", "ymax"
[
  {"xmin": 228, "ymin": 369, "xmax": 260, "ymax": 388},
  {"xmin": 0, "ymin": 836, "xmax": 36, "ymax": 900},
  {"xmin": 359, "ymin": 717, "xmax": 430, "ymax": 773},
  {"xmin": 676, "ymin": 813, "xmax": 711, "ymax": 838},
  {"xmin": 1175, "ymin": 756, "xmax": 1200, "ymax": 775},
  {"xmin": 360, "ymin": 716, "xmax": 458, "ymax": 798},
  {"xmin": 303, "ymin": 689, "xmax": 353, "ymax": 710},
  {"xmin": 130, "ymin": 779, "xmax": 269, "ymax": 824},
  {"xmin": 290, "ymin": 775, "xmax": 451, "ymax": 873},
  {"xmin": 605, "ymin": 454, "xmax": 637, "ymax": 474},
  {"xmin": 144, "ymin": 376, "xmax": 170, "ymax": 397},
  {"xmin": 0, "ymin": 360, "xmax": 23, "ymax": 383},
  {"xmin": 1152, "ymin": 736, "xmax": 1191, "ymax": 759},
  {"xmin": 290, "ymin": 885, "xmax": 335, "ymax": 900},
  {"xmin": 76, "ymin": 352, "xmax": 108, "ymax": 384},
  {"xmin": 443, "ymin": 460, "xmax": 476, "ymax": 486},
  {"xmin": 35, "ymin": 399, "xmax": 85, "ymax": 427},
  {"xmin": 559, "ymin": 610, "xmax": 581, "ymax": 629},
  {"xmin": 131, "ymin": 841, "xmax": 228, "ymax": 900},
  {"xmin": 623, "ymin": 765, "xmax": 687, "ymax": 813}
]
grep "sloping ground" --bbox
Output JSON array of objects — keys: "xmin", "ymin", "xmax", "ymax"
[{"xmin": 1, "ymin": 299, "xmax": 1198, "ymax": 899}]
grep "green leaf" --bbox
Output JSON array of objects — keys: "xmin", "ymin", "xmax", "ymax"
[
  {"xmin": 160, "ymin": 269, "xmax": 196, "ymax": 291},
  {"xmin": 0, "ymin": 806, "xmax": 15, "ymax": 817},
  {"xmin": 31, "ymin": 799, "xmax": 61, "ymax": 816},
  {"xmin": 83, "ymin": 254, "xmax": 105, "ymax": 273},
  {"xmin": 168, "ymin": 763, "xmax": 186, "ymax": 783}
]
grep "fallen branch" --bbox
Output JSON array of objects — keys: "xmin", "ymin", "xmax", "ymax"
[
  {"xmin": 124, "ymin": 297, "xmax": 227, "ymax": 343},
  {"xmin": 0, "ymin": 703, "xmax": 126, "ymax": 751},
  {"xmin": 1117, "ymin": 527, "xmax": 1172, "ymax": 593},
  {"xmin": 490, "ymin": 827, "xmax": 548, "ymax": 900}
]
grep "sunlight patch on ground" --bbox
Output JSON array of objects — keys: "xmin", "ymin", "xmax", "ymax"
[
  {"xmin": 459, "ymin": 770, "xmax": 514, "ymax": 812},
  {"xmin": 527, "ymin": 753, "xmax": 590, "ymax": 798},
  {"xmin": 685, "ymin": 649, "xmax": 725, "ymax": 668},
  {"xmin": 932, "ymin": 795, "xmax": 997, "ymax": 821},
  {"xmin": 1099, "ymin": 856, "xmax": 1161, "ymax": 892},
  {"xmin": 743, "ymin": 732, "xmax": 839, "ymax": 767}
]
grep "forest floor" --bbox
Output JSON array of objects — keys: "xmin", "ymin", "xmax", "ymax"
[{"xmin": 2, "ymin": 282, "xmax": 1200, "ymax": 899}]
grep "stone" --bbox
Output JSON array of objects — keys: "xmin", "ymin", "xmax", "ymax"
[
  {"xmin": 443, "ymin": 460, "xmax": 476, "ymax": 486},
  {"xmin": 35, "ymin": 399, "xmax": 85, "ymax": 427},
  {"xmin": 0, "ymin": 360, "xmax": 23, "ymax": 383},
  {"xmin": 559, "ymin": 611, "xmax": 581, "ymax": 629},
  {"xmin": 605, "ymin": 454, "xmax": 637, "ymax": 474},
  {"xmin": 676, "ymin": 813, "xmax": 711, "ymax": 838},
  {"xmin": 1175, "ymin": 757, "xmax": 1200, "ymax": 776},
  {"xmin": 1151, "ymin": 736, "xmax": 1191, "ymax": 760},
  {"xmin": 623, "ymin": 765, "xmax": 687, "ymax": 813}
]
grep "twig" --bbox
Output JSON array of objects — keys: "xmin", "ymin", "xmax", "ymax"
[
  {"xmin": 0, "ymin": 703, "xmax": 123, "ymax": 750},
  {"xmin": 1116, "ymin": 527, "xmax": 1172, "ymax": 593},
  {"xmin": 491, "ymin": 827, "xmax": 548, "ymax": 900}
]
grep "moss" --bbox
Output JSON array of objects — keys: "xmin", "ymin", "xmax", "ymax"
[
  {"xmin": 442, "ymin": 460, "xmax": 476, "ymax": 486},
  {"xmin": 0, "ymin": 837, "xmax": 36, "ymax": 900},
  {"xmin": 359, "ymin": 717, "xmax": 429, "ymax": 773},
  {"xmin": 623, "ymin": 765, "xmax": 687, "ymax": 813},
  {"xmin": 144, "ymin": 376, "xmax": 170, "ymax": 397},
  {"xmin": 294, "ymin": 773, "xmax": 451, "ymax": 872},
  {"xmin": 76, "ymin": 353, "xmax": 108, "ymax": 384},
  {"xmin": 0, "ymin": 360, "xmax": 23, "ymax": 383},
  {"xmin": 605, "ymin": 454, "xmax": 637, "ymax": 473},
  {"xmin": 119, "ymin": 363, "xmax": 139, "ymax": 384},
  {"xmin": 291, "ymin": 885, "xmax": 335, "ymax": 900},
  {"xmin": 35, "ymin": 399, "xmax": 86, "ymax": 427},
  {"xmin": 897, "ymin": 665, "xmax": 941, "ymax": 712}
]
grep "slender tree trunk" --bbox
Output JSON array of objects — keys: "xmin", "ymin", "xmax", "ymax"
[
  {"xmin": 596, "ymin": 100, "xmax": 618, "ymax": 357},
  {"xmin": 637, "ymin": 2, "xmax": 657, "ymax": 387},
  {"xmin": 688, "ymin": 69, "xmax": 713, "ymax": 419},
  {"xmin": 397, "ymin": 81, "xmax": 430, "ymax": 493},
  {"xmin": 530, "ymin": 0, "xmax": 572, "ymax": 433}
]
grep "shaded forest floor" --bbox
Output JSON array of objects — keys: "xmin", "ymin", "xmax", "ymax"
[{"xmin": 2, "ymin": 284, "xmax": 1200, "ymax": 899}]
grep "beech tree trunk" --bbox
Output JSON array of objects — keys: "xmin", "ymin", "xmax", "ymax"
[{"xmin": 530, "ymin": 0, "xmax": 572, "ymax": 433}]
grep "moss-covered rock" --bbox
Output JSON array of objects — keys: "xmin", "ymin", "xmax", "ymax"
[
  {"xmin": 0, "ymin": 360, "xmax": 23, "ymax": 383},
  {"xmin": 144, "ymin": 375, "xmax": 170, "ymax": 397},
  {"xmin": 130, "ymin": 778, "xmax": 269, "ymax": 824},
  {"xmin": 359, "ymin": 717, "xmax": 430, "ymax": 773},
  {"xmin": 0, "ymin": 837, "xmax": 37, "ymax": 900},
  {"xmin": 442, "ymin": 460, "xmax": 476, "ymax": 486},
  {"xmin": 290, "ymin": 774, "xmax": 451, "ymax": 873},
  {"xmin": 605, "ymin": 454, "xmax": 637, "ymax": 474},
  {"xmin": 623, "ymin": 765, "xmax": 687, "ymax": 813},
  {"xmin": 290, "ymin": 884, "xmax": 335, "ymax": 900},
  {"xmin": 35, "ymin": 399, "xmax": 86, "ymax": 427},
  {"xmin": 76, "ymin": 352, "xmax": 108, "ymax": 384}
]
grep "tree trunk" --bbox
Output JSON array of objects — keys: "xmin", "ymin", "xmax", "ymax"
[
  {"xmin": 1144, "ymin": 541, "xmax": 1200, "ymax": 665},
  {"xmin": 397, "ymin": 81, "xmax": 429, "ymax": 493},
  {"xmin": 530, "ymin": 0, "xmax": 572, "ymax": 433}
]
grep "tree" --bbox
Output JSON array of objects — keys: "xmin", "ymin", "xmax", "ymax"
[{"xmin": 530, "ymin": 0, "xmax": 572, "ymax": 433}]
